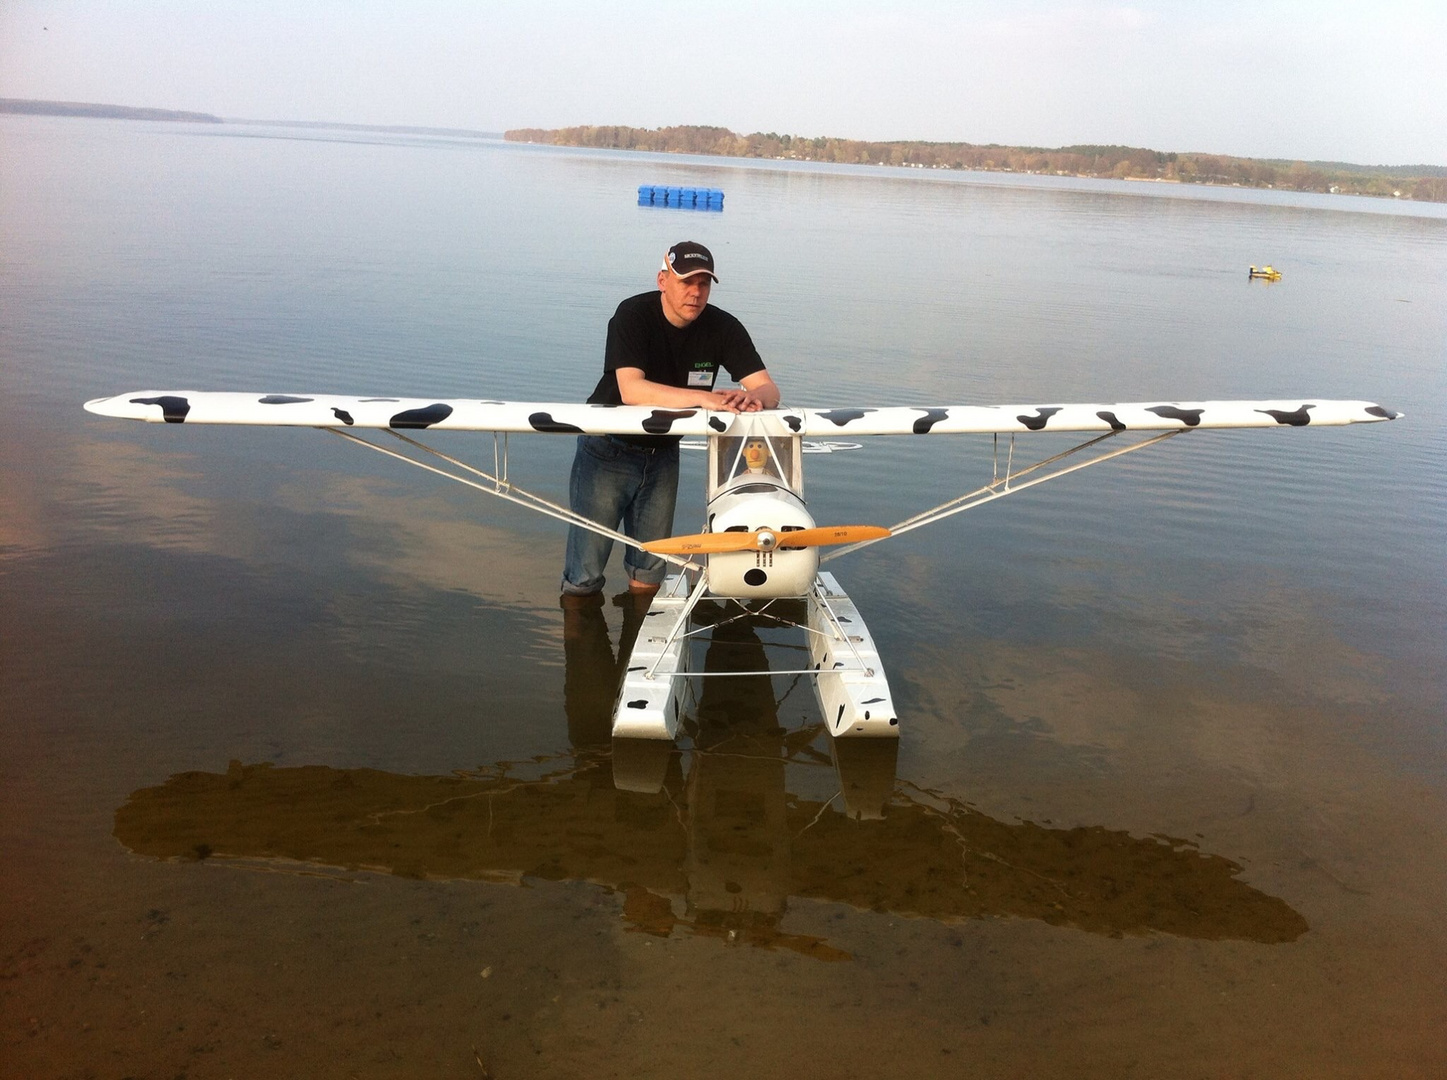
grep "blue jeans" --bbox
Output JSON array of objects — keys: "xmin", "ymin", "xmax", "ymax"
[{"xmin": 562, "ymin": 435, "xmax": 680, "ymax": 595}]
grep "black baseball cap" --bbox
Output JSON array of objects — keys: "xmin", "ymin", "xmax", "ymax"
[{"xmin": 664, "ymin": 241, "xmax": 718, "ymax": 282}]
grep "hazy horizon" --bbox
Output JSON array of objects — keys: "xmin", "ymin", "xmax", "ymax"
[
  {"xmin": 2, "ymin": 2, "xmax": 1443, "ymax": 168},
  {"xmin": 6, "ymin": 97, "xmax": 1442, "ymax": 174}
]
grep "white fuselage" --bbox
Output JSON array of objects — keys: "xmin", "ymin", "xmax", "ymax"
[{"xmin": 704, "ymin": 474, "xmax": 819, "ymax": 598}]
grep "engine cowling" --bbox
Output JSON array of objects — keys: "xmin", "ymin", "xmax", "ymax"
[{"xmin": 703, "ymin": 479, "xmax": 819, "ymax": 598}]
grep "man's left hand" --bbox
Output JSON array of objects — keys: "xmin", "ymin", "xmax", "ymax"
[
  {"xmin": 716, "ymin": 388, "xmax": 766, "ymax": 412},
  {"xmin": 732, "ymin": 373, "xmax": 781, "ymax": 412}
]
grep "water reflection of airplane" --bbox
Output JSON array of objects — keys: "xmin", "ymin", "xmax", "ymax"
[{"xmin": 116, "ymin": 613, "xmax": 1308, "ymax": 958}]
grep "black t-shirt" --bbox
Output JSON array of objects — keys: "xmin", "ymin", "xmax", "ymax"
[{"xmin": 587, "ymin": 291, "xmax": 765, "ymax": 407}]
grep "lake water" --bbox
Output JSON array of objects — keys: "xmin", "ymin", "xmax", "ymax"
[{"xmin": 2, "ymin": 115, "xmax": 1445, "ymax": 1078}]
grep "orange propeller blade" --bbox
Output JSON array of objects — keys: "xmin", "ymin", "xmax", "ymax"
[
  {"xmin": 641, "ymin": 525, "xmax": 890, "ymax": 555},
  {"xmin": 640, "ymin": 531, "xmax": 762, "ymax": 554},
  {"xmin": 778, "ymin": 525, "xmax": 891, "ymax": 547}
]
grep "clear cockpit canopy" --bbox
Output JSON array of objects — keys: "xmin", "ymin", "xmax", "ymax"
[{"xmin": 709, "ymin": 421, "xmax": 801, "ymax": 498}]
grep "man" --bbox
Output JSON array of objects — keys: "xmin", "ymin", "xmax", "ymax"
[{"xmin": 561, "ymin": 241, "xmax": 780, "ymax": 600}]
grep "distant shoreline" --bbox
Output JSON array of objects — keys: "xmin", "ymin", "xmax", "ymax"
[
  {"xmin": 0, "ymin": 98, "xmax": 502, "ymax": 140},
  {"xmin": 5, "ymin": 99, "xmax": 1439, "ymax": 202},
  {"xmin": 0, "ymin": 98, "xmax": 222, "ymax": 123},
  {"xmin": 506, "ymin": 124, "xmax": 1447, "ymax": 203}
]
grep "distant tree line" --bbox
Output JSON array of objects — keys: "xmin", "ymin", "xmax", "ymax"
[
  {"xmin": 0, "ymin": 98, "xmax": 222, "ymax": 123},
  {"xmin": 504, "ymin": 125, "xmax": 1447, "ymax": 203}
]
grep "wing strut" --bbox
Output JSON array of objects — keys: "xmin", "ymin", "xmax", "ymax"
[
  {"xmin": 823, "ymin": 428, "xmax": 1184, "ymax": 562},
  {"xmin": 319, "ymin": 427, "xmax": 695, "ymax": 569}
]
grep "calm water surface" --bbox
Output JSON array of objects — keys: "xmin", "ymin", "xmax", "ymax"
[{"xmin": 2, "ymin": 116, "xmax": 1445, "ymax": 1078}]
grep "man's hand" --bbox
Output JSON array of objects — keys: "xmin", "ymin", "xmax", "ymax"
[
  {"xmin": 711, "ymin": 387, "xmax": 764, "ymax": 412},
  {"xmin": 736, "ymin": 372, "xmax": 780, "ymax": 411}
]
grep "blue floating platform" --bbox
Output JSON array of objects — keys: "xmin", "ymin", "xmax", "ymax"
[{"xmin": 638, "ymin": 185, "xmax": 724, "ymax": 211}]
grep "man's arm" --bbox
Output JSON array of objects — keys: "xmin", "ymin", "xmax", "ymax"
[
  {"xmin": 615, "ymin": 367, "xmax": 755, "ymax": 412},
  {"xmin": 738, "ymin": 371, "xmax": 780, "ymax": 412}
]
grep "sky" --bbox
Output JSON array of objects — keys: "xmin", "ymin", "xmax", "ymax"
[{"xmin": 2, "ymin": 0, "xmax": 1443, "ymax": 166}]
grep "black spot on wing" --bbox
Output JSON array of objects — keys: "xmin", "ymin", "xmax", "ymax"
[
  {"xmin": 331, "ymin": 408, "xmax": 354, "ymax": 425},
  {"xmin": 258, "ymin": 395, "xmax": 313, "ymax": 405},
  {"xmin": 642, "ymin": 409, "xmax": 697, "ymax": 434},
  {"xmin": 527, "ymin": 412, "xmax": 584, "ymax": 433},
  {"xmin": 130, "ymin": 395, "xmax": 190, "ymax": 423},
  {"xmin": 782, "ymin": 414, "xmax": 802, "ymax": 432},
  {"xmin": 1017, "ymin": 407, "xmax": 1063, "ymax": 431},
  {"xmin": 818, "ymin": 409, "xmax": 875, "ymax": 427},
  {"xmin": 626, "ymin": 699, "xmax": 648, "ymax": 710},
  {"xmin": 1146, "ymin": 405, "xmax": 1204, "ymax": 426},
  {"xmin": 1097, "ymin": 410, "xmax": 1127, "ymax": 431},
  {"xmin": 389, "ymin": 403, "xmax": 454, "ymax": 429},
  {"xmin": 708, "ymin": 416, "xmax": 728, "ymax": 432},
  {"xmin": 1366, "ymin": 405, "xmax": 1399, "ymax": 420},
  {"xmin": 1258, "ymin": 404, "xmax": 1315, "ymax": 426},
  {"xmin": 912, "ymin": 408, "xmax": 949, "ymax": 434}
]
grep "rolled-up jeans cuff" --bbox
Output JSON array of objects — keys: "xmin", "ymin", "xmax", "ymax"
[{"xmin": 624, "ymin": 560, "xmax": 667, "ymax": 585}]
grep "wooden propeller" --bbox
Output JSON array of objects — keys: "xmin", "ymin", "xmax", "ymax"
[{"xmin": 641, "ymin": 525, "xmax": 890, "ymax": 555}]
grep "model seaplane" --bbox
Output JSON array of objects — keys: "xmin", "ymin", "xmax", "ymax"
[{"xmin": 83, "ymin": 391, "xmax": 1400, "ymax": 740}]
